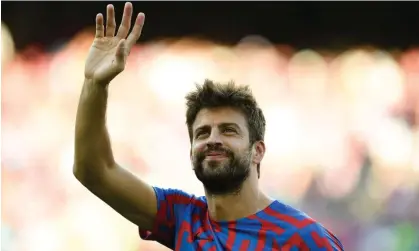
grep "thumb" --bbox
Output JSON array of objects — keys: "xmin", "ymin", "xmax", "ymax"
[{"xmin": 115, "ymin": 39, "xmax": 128, "ymax": 64}]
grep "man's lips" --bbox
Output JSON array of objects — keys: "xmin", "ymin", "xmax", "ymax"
[
  {"xmin": 205, "ymin": 151, "xmax": 227, "ymax": 159},
  {"xmin": 206, "ymin": 151, "xmax": 226, "ymax": 156}
]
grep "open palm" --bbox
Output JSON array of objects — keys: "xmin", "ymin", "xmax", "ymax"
[{"xmin": 85, "ymin": 2, "xmax": 145, "ymax": 83}]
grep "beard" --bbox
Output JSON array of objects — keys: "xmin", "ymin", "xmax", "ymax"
[{"xmin": 192, "ymin": 144, "xmax": 252, "ymax": 196}]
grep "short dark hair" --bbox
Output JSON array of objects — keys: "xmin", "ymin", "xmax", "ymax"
[{"xmin": 185, "ymin": 79, "xmax": 266, "ymax": 176}]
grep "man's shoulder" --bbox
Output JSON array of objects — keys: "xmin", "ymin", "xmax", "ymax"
[
  {"xmin": 188, "ymin": 194, "xmax": 208, "ymax": 209},
  {"xmin": 269, "ymin": 201, "xmax": 344, "ymax": 250},
  {"xmin": 296, "ymin": 222, "xmax": 344, "ymax": 251},
  {"xmin": 270, "ymin": 200, "xmax": 332, "ymax": 232},
  {"xmin": 268, "ymin": 200, "xmax": 316, "ymax": 225},
  {"xmin": 153, "ymin": 186, "xmax": 208, "ymax": 209}
]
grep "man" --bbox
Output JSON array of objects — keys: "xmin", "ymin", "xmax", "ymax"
[{"xmin": 74, "ymin": 2, "xmax": 344, "ymax": 250}]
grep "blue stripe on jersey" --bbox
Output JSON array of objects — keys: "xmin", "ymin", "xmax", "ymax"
[{"xmin": 139, "ymin": 187, "xmax": 344, "ymax": 251}]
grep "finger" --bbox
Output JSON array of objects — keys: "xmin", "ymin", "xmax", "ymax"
[
  {"xmin": 95, "ymin": 13, "xmax": 104, "ymax": 38},
  {"xmin": 116, "ymin": 2, "xmax": 133, "ymax": 38},
  {"xmin": 115, "ymin": 39, "xmax": 128, "ymax": 66},
  {"xmin": 126, "ymin": 12, "xmax": 145, "ymax": 49},
  {"xmin": 105, "ymin": 4, "xmax": 116, "ymax": 37}
]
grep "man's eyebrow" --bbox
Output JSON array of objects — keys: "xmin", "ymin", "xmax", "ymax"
[
  {"xmin": 218, "ymin": 123, "xmax": 240, "ymax": 129},
  {"xmin": 194, "ymin": 123, "xmax": 242, "ymax": 134},
  {"xmin": 194, "ymin": 125, "xmax": 211, "ymax": 134}
]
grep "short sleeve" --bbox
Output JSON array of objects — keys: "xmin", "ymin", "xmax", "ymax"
[
  {"xmin": 139, "ymin": 187, "xmax": 194, "ymax": 249},
  {"xmin": 299, "ymin": 223, "xmax": 345, "ymax": 251}
]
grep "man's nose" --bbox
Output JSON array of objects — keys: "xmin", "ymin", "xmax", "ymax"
[{"xmin": 206, "ymin": 130, "xmax": 222, "ymax": 147}]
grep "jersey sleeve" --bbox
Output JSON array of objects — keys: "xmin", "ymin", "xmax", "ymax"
[
  {"xmin": 298, "ymin": 223, "xmax": 345, "ymax": 251},
  {"xmin": 138, "ymin": 186, "xmax": 194, "ymax": 249}
]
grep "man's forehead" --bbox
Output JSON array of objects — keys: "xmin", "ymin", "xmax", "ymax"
[{"xmin": 193, "ymin": 107, "xmax": 246, "ymax": 129}]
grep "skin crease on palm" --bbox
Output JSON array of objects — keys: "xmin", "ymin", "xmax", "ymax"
[{"xmin": 81, "ymin": 2, "xmax": 273, "ymax": 223}]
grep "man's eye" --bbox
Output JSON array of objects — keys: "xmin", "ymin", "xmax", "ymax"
[
  {"xmin": 196, "ymin": 132, "xmax": 208, "ymax": 139},
  {"xmin": 223, "ymin": 127, "xmax": 236, "ymax": 133}
]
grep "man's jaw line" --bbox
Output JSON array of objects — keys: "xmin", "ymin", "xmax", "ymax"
[{"xmin": 204, "ymin": 175, "xmax": 264, "ymax": 222}]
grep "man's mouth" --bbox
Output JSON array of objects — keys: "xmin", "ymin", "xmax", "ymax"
[
  {"xmin": 205, "ymin": 151, "xmax": 227, "ymax": 159},
  {"xmin": 206, "ymin": 151, "xmax": 225, "ymax": 156}
]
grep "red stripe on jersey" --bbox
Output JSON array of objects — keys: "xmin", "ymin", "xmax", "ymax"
[
  {"xmin": 239, "ymin": 240, "xmax": 250, "ymax": 250},
  {"xmin": 225, "ymin": 222, "xmax": 237, "ymax": 249},
  {"xmin": 264, "ymin": 206, "xmax": 315, "ymax": 229},
  {"xmin": 282, "ymin": 232, "xmax": 309, "ymax": 251},
  {"xmin": 311, "ymin": 231, "xmax": 335, "ymax": 251}
]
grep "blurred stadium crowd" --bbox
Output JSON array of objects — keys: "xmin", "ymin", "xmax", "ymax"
[{"xmin": 2, "ymin": 28, "xmax": 419, "ymax": 251}]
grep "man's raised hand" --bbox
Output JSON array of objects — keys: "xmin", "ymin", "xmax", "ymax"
[{"xmin": 84, "ymin": 2, "xmax": 145, "ymax": 83}]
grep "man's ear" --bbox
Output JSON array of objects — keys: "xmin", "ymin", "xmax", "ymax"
[{"xmin": 253, "ymin": 140, "xmax": 265, "ymax": 165}]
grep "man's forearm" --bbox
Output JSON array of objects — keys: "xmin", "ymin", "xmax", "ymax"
[{"xmin": 74, "ymin": 79, "xmax": 115, "ymax": 180}]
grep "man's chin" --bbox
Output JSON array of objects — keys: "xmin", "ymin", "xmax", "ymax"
[
  {"xmin": 199, "ymin": 175, "xmax": 246, "ymax": 196},
  {"xmin": 203, "ymin": 160, "xmax": 228, "ymax": 170}
]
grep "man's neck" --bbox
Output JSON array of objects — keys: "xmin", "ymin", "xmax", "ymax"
[{"xmin": 205, "ymin": 179, "xmax": 272, "ymax": 222}]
